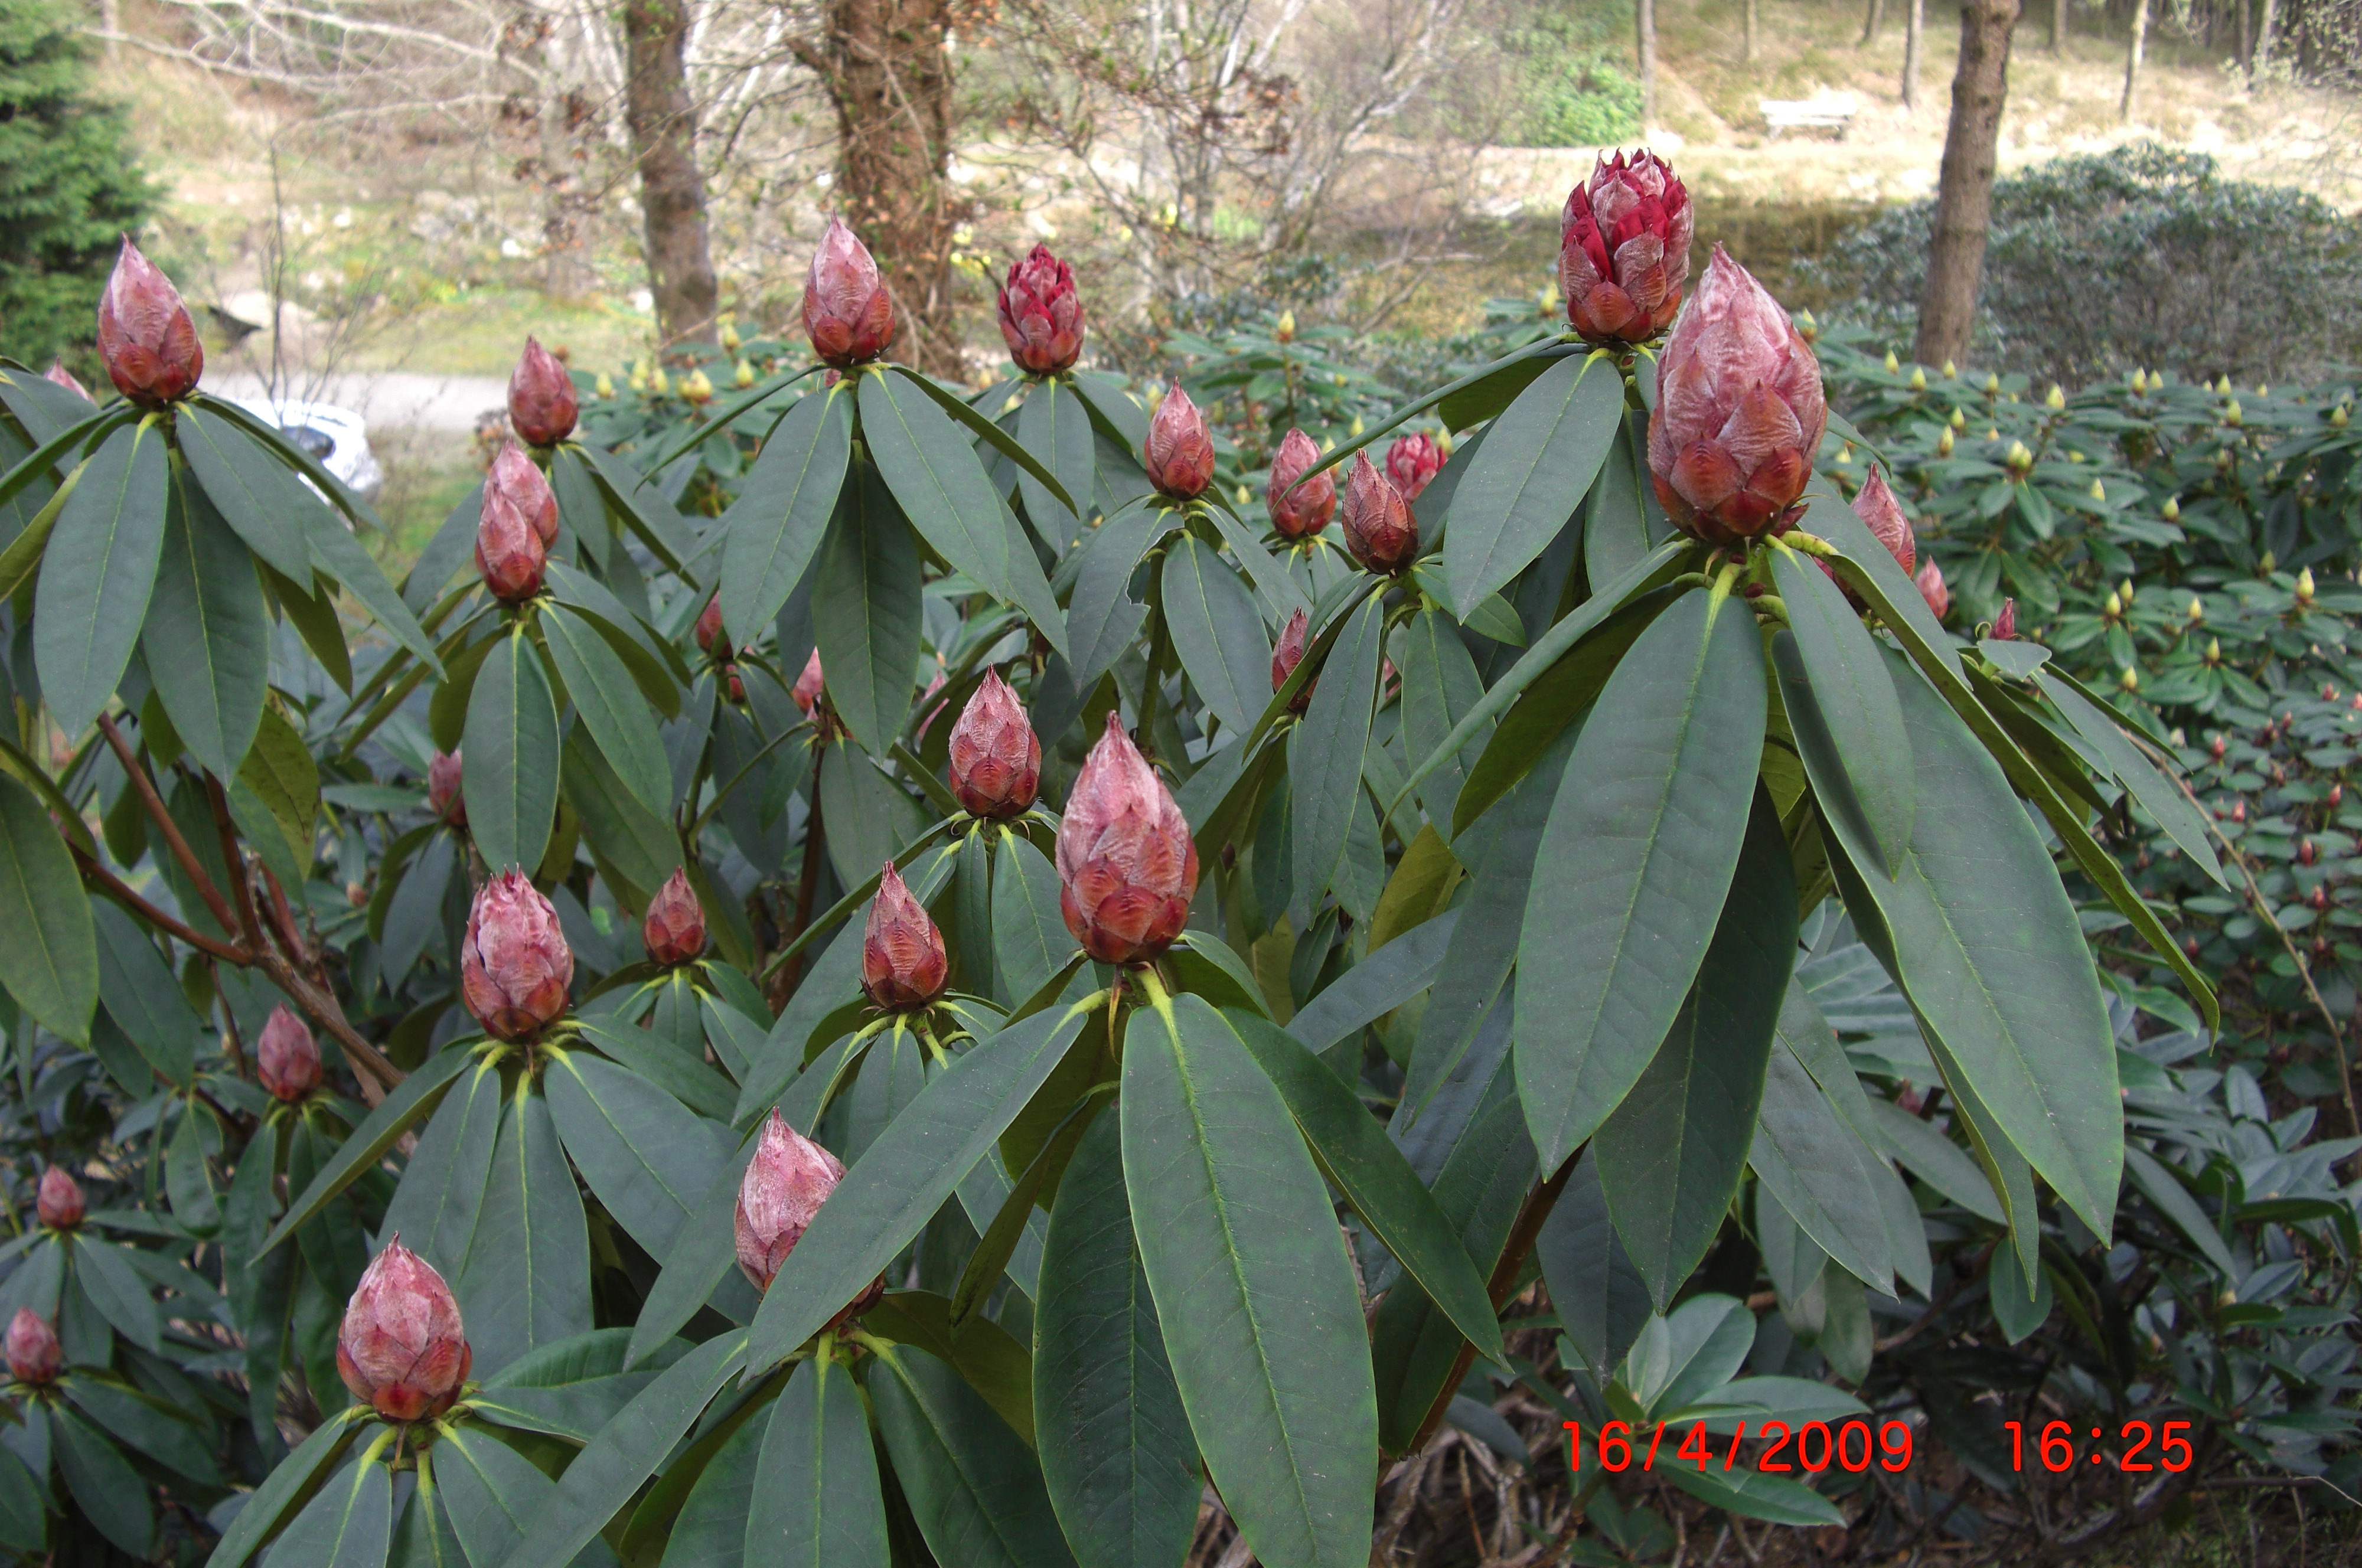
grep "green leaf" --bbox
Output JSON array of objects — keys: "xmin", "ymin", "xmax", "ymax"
[
  {"xmin": 1515, "ymin": 584, "xmax": 1766, "ymax": 1170},
  {"xmin": 295, "ymin": 472, "xmax": 443, "ymax": 671},
  {"xmin": 35, "ymin": 417, "xmax": 167, "ymax": 734},
  {"xmin": 462, "ymin": 624, "xmax": 560, "ymax": 874},
  {"xmin": 63, "ymin": 1373, "xmax": 216, "ymax": 1483},
  {"xmin": 1988, "ymin": 1243, "xmax": 2053, "ymax": 1343},
  {"xmin": 0, "ymin": 1446, "xmax": 44, "ymax": 1554},
  {"xmin": 1033, "ymin": 1112, "xmax": 1200, "ymax": 1568},
  {"xmin": 1595, "ymin": 788, "xmax": 1795, "ymax": 1308},
  {"xmin": 545, "ymin": 1048, "xmax": 727, "ymax": 1258},
  {"xmin": 1862, "ymin": 1096, "xmax": 2003, "ymax": 1223},
  {"xmin": 1581, "ymin": 411, "xmax": 1669, "ymax": 590},
  {"xmin": 860, "ymin": 1291, "xmax": 1038, "ymax": 1444},
  {"xmin": 541, "ymin": 603, "xmax": 672, "ymax": 818},
  {"xmin": 1017, "ymin": 377, "xmax": 1095, "ymax": 530},
  {"xmin": 1162, "ymin": 535, "xmax": 1271, "ymax": 735},
  {"xmin": 458, "ymin": 1080, "xmax": 591, "ymax": 1377},
  {"xmin": 1395, "ymin": 609, "xmax": 1490, "ymax": 831},
  {"xmin": 203, "ymin": 1408, "xmax": 369, "ymax": 1568},
  {"xmin": 745, "ymin": 1355, "xmax": 891, "ymax": 1568},
  {"xmin": 549, "ymin": 443, "xmax": 611, "ymax": 569},
  {"xmin": 2040, "ymin": 674, "xmax": 2225, "ymax": 887},
  {"xmin": 1290, "ymin": 594, "xmax": 1384, "ymax": 920},
  {"xmin": 1535, "ymin": 1149, "xmax": 1649, "ymax": 1379},
  {"xmin": 888, "ymin": 362, "xmax": 1081, "ymax": 519},
  {"xmin": 377, "ymin": 1055, "xmax": 510, "ymax": 1285},
  {"xmin": 561, "ymin": 727, "xmax": 679, "ymax": 901},
  {"xmin": 264, "ymin": 1047, "xmax": 478, "ymax": 1253},
  {"xmin": 1066, "ymin": 502, "xmax": 1170, "ymax": 686},
  {"xmin": 1769, "ymin": 543, "xmax": 1914, "ymax": 876},
  {"xmin": 1228, "ymin": 1009, "xmax": 1504, "ymax": 1367},
  {"xmin": 52, "ymin": 1405, "xmax": 154, "ymax": 1557},
  {"xmin": 0, "ymin": 773, "xmax": 94, "ymax": 1045},
  {"xmin": 236, "ymin": 703, "xmax": 319, "ymax": 877},
  {"xmin": 71, "ymin": 1234, "xmax": 161, "ymax": 1351},
  {"xmin": 720, "ymin": 383, "xmax": 853, "ymax": 663},
  {"xmin": 625, "ymin": 1142, "xmax": 761, "ymax": 1368},
  {"xmin": 812, "ymin": 463, "xmax": 923, "ymax": 751},
  {"xmin": 653, "ymin": 1394, "xmax": 763, "ymax": 1568},
  {"xmin": 173, "ymin": 405, "xmax": 323, "ymax": 581},
  {"xmin": 542, "ymin": 558, "xmax": 687, "ymax": 711},
  {"xmin": 1283, "ymin": 907, "xmax": 1459, "ymax": 1056},
  {"xmin": 872, "ymin": 1345, "xmax": 1079, "ymax": 1568},
  {"xmin": 2124, "ymin": 1145, "xmax": 2236, "ymax": 1276},
  {"xmin": 167, "ymin": 1104, "xmax": 219, "ymax": 1232},
  {"xmin": 1749, "ymin": 1031, "xmax": 1894, "ymax": 1296},
  {"xmin": 1121, "ymin": 990, "xmax": 1376, "ymax": 1568},
  {"xmin": 142, "ymin": 476, "xmax": 267, "ymax": 779},
  {"xmin": 580, "ymin": 442, "xmax": 699, "ymax": 577},
  {"xmin": 1661, "ymin": 1461, "xmax": 1845, "ymax": 1528},
  {"xmin": 1443, "ymin": 351, "xmax": 1623, "ymax": 616},
  {"xmin": 746, "ymin": 1001, "xmax": 1093, "ymax": 1369},
  {"xmin": 435, "ymin": 1423, "xmax": 574, "ymax": 1567},
  {"xmin": 859, "ymin": 371, "xmax": 1066, "ymax": 654}
]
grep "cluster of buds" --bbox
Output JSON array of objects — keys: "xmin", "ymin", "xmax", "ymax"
[
  {"xmin": 862, "ymin": 864, "xmax": 948, "ymax": 1010},
  {"xmin": 1646, "ymin": 247, "xmax": 1826, "ymax": 542},
  {"xmin": 1272, "ymin": 608, "xmax": 1314, "ymax": 713},
  {"xmin": 1560, "ymin": 152, "xmax": 1692, "ymax": 345},
  {"xmin": 337, "ymin": 1240, "xmax": 472, "ymax": 1422},
  {"xmin": 477, "ymin": 446, "xmax": 558, "ymax": 603},
  {"xmin": 97, "ymin": 239, "xmax": 204, "ymax": 407},
  {"xmin": 5, "ymin": 1311, "xmax": 58, "ymax": 1387},
  {"xmin": 37, "ymin": 1167, "xmax": 83, "ymax": 1230},
  {"xmin": 257, "ymin": 1006, "xmax": 322, "ymax": 1103},
  {"xmin": 804, "ymin": 220, "xmax": 895, "ymax": 369},
  {"xmin": 459, "ymin": 870, "xmax": 573, "ymax": 1041},
  {"xmin": 1144, "ymin": 384, "xmax": 1216, "ymax": 500},
  {"xmin": 508, "ymin": 338, "xmax": 579, "ymax": 447},
  {"xmin": 642, "ymin": 868, "xmax": 708, "ymax": 966},
  {"xmin": 1267, "ymin": 429, "xmax": 1335, "ymax": 540},
  {"xmin": 1340, "ymin": 452, "xmax": 1418, "ymax": 574},
  {"xmin": 947, "ymin": 670, "xmax": 1040, "ymax": 818},
  {"xmin": 429, "ymin": 750, "xmax": 467, "ymax": 828},
  {"xmin": 997, "ymin": 244, "xmax": 1086, "ymax": 374},
  {"xmin": 1384, "ymin": 432, "xmax": 1446, "ymax": 502},
  {"xmin": 736, "ymin": 1111, "xmax": 884, "ymax": 1325},
  {"xmin": 1057, "ymin": 714, "xmax": 1199, "ymax": 963}
]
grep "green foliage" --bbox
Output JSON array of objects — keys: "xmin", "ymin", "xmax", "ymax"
[{"xmin": 1494, "ymin": 0, "xmax": 1642, "ymax": 149}]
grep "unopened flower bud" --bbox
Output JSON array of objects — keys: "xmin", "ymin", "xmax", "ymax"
[
  {"xmin": 1559, "ymin": 151, "xmax": 1692, "ymax": 344},
  {"xmin": 997, "ymin": 244, "xmax": 1087, "ymax": 374},
  {"xmin": 1273, "ymin": 607, "xmax": 1314, "ymax": 714},
  {"xmin": 1275, "ymin": 309, "xmax": 1296, "ymax": 342},
  {"xmin": 4, "ymin": 1312, "xmax": 58, "ymax": 1386},
  {"xmin": 696, "ymin": 594, "xmax": 731, "ymax": 662},
  {"xmin": 2105, "ymin": 590, "xmax": 2123, "ymax": 618},
  {"xmin": 1851, "ymin": 466, "xmax": 1915, "ymax": 576},
  {"xmin": 1983, "ymin": 373, "xmax": 2001, "ymax": 394},
  {"xmin": 734, "ymin": 1111, "xmax": 882, "ymax": 1323},
  {"xmin": 2090, "ymin": 479, "xmax": 2107, "ymax": 502},
  {"xmin": 1914, "ymin": 558, "xmax": 1950, "ymax": 620},
  {"xmin": 428, "ymin": 749, "xmax": 467, "ymax": 828},
  {"xmin": 460, "ymin": 870, "xmax": 573, "ymax": 1040},
  {"xmin": 43, "ymin": 361, "xmax": 92, "ymax": 403},
  {"xmin": 947, "ymin": 668, "xmax": 1041, "ymax": 817},
  {"xmin": 594, "ymin": 373, "xmax": 614, "ymax": 399},
  {"xmin": 1883, "ymin": 350, "xmax": 1900, "ymax": 373},
  {"xmin": 642, "ymin": 867, "xmax": 707, "ymax": 966},
  {"xmin": 804, "ymin": 218, "xmax": 895, "ymax": 368},
  {"xmin": 36, "ymin": 1167, "xmax": 82, "ymax": 1230},
  {"xmin": 1057, "ymin": 713, "xmax": 1199, "ymax": 963},
  {"xmin": 1936, "ymin": 427, "xmax": 1955, "ymax": 456},
  {"xmin": 1267, "ymin": 428, "xmax": 1335, "ymax": 540},
  {"xmin": 1340, "ymin": 450, "xmax": 1418, "ymax": 573},
  {"xmin": 2206, "ymin": 637, "xmax": 2223, "ymax": 665},
  {"xmin": 1385, "ymin": 432, "xmax": 1446, "ymax": 502},
  {"xmin": 862, "ymin": 864, "xmax": 948, "ymax": 1011},
  {"xmin": 2225, "ymin": 399, "xmax": 2244, "ymax": 427},
  {"xmin": 508, "ymin": 337, "xmax": 579, "ymax": 446},
  {"xmin": 791, "ymin": 648, "xmax": 826, "ymax": 716},
  {"xmin": 682, "ymin": 369, "xmax": 714, "ymax": 406},
  {"xmin": 1908, "ymin": 366, "xmax": 1927, "ymax": 391},
  {"xmin": 2297, "ymin": 567, "xmax": 2317, "ymax": 603},
  {"xmin": 1992, "ymin": 599, "xmax": 2018, "ymax": 640},
  {"xmin": 337, "ymin": 1239, "xmax": 471, "ymax": 1422},
  {"xmin": 2188, "ymin": 596, "xmax": 2206, "ymax": 622},
  {"xmin": 2119, "ymin": 667, "xmax": 2141, "ymax": 692},
  {"xmin": 96, "ymin": 238, "xmax": 203, "ymax": 407},
  {"xmin": 1144, "ymin": 383, "xmax": 1216, "ymax": 499},
  {"xmin": 1943, "ymin": 360, "xmax": 1958, "ymax": 379},
  {"xmin": 2334, "ymin": 404, "xmax": 2351, "ymax": 429},
  {"xmin": 650, "ymin": 367, "xmax": 671, "ymax": 397},
  {"xmin": 735, "ymin": 359, "xmax": 755, "ymax": 389},
  {"xmin": 477, "ymin": 445, "xmax": 556, "ymax": 602},
  {"xmin": 257, "ymin": 1005, "xmax": 321, "ymax": 1103}
]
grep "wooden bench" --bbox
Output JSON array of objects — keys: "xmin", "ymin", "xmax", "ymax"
[{"xmin": 1760, "ymin": 95, "xmax": 1858, "ymax": 138}]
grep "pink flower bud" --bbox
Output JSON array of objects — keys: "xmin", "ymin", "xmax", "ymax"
[
  {"xmin": 37, "ymin": 1166, "xmax": 82, "ymax": 1230},
  {"xmin": 256, "ymin": 1005, "xmax": 321, "ymax": 1103},
  {"xmin": 792, "ymin": 649, "xmax": 826, "ymax": 716},
  {"xmin": 1273, "ymin": 607, "xmax": 1314, "ymax": 714},
  {"xmin": 476, "ymin": 446, "xmax": 554, "ymax": 603},
  {"xmin": 4, "ymin": 1311, "xmax": 58, "ymax": 1386},
  {"xmin": 1340, "ymin": 450, "xmax": 1418, "ymax": 574},
  {"xmin": 1144, "ymin": 383, "xmax": 1216, "ymax": 500},
  {"xmin": 1561, "ymin": 151, "xmax": 1693, "ymax": 344},
  {"xmin": 696, "ymin": 594, "xmax": 731, "ymax": 662},
  {"xmin": 997, "ymin": 244, "xmax": 1085, "ymax": 374},
  {"xmin": 1384, "ymin": 432, "xmax": 1446, "ymax": 503},
  {"xmin": 1266, "ymin": 427, "xmax": 1335, "ymax": 540},
  {"xmin": 803, "ymin": 219, "xmax": 895, "ymax": 368},
  {"xmin": 459, "ymin": 870, "xmax": 573, "ymax": 1040},
  {"xmin": 642, "ymin": 867, "xmax": 707, "ymax": 966},
  {"xmin": 508, "ymin": 337, "xmax": 579, "ymax": 447},
  {"xmin": 1647, "ymin": 246, "xmax": 1827, "ymax": 543},
  {"xmin": 337, "ymin": 1239, "xmax": 471, "ymax": 1422},
  {"xmin": 1851, "ymin": 467, "xmax": 1915, "ymax": 576},
  {"xmin": 44, "ymin": 361, "xmax": 92, "ymax": 403},
  {"xmin": 489, "ymin": 443, "xmax": 560, "ymax": 545},
  {"xmin": 948, "ymin": 669, "xmax": 1041, "ymax": 817},
  {"xmin": 95, "ymin": 238, "xmax": 203, "ymax": 408},
  {"xmin": 735, "ymin": 1112, "xmax": 883, "ymax": 1329},
  {"xmin": 429, "ymin": 749, "xmax": 467, "ymax": 828},
  {"xmin": 1915, "ymin": 558, "xmax": 1951, "ymax": 621},
  {"xmin": 1056, "ymin": 713, "xmax": 1199, "ymax": 963},
  {"xmin": 863, "ymin": 863, "xmax": 948, "ymax": 1010},
  {"xmin": 1992, "ymin": 598, "xmax": 2018, "ymax": 639}
]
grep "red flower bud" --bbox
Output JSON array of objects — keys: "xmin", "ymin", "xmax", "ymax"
[
  {"xmin": 337, "ymin": 1239, "xmax": 471, "ymax": 1422},
  {"xmin": 1914, "ymin": 558, "xmax": 1950, "ymax": 621},
  {"xmin": 947, "ymin": 668, "xmax": 1040, "ymax": 817},
  {"xmin": 1340, "ymin": 450, "xmax": 1418, "ymax": 574},
  {"xmin": 803, "ymin": 218, "xmax": 895, "ymax": 368},
  {"xmin": 459, "ymin": 869, "xmax": 573, "ymax": 1040},
  {"xmin": 862, "ymin": 863, "xmax": 948, "ymax": 1010},
  {"xmin": 44, "ymin": 361, "xmax": 92, "ymax": 403},
  {"xmin": 1266, "ymin": 427, "xmax": 1335, "ymax": 540},
  {"xmin": 1144, "ymin": 383, "xmax": 1216, "ymax": 500},
  {"xmin": 735, "ymin": 1111, "xmax": 882, "ymax": 1329},
  {"xmin": 476, "ymin": 446, "xmax": 554, "ymax": 603},
  {"xmin": 1993, "ymin": 598, "xmax": 2018, "ymax": 640},
  {"xmin": 4, "ymin": 1311, "xmax": 58, "ymax": 1386},
  {"xmin": 96, "ymin": 238, "xmax": 203, "ymax": 408},
  {"xmin": 727, "ymin": 668, "xmax": 745, "ymax": 704},
  {"xmin": 1384, "ymin": 432, "xmax": 1446, "ymax": 503},
  {"xmin": 792, "ymin": 649, "xmax": 826, "ymax": 716},
  {"xmin": 257, "ymin": 1005, "xmax": 321, "ymax": 1103},
  {"xmin": 1851, "ymin": 466, "xmax": 1914, "ymax": 577},
  {"xmin": 1273, "ymin": 607, "xmax": 1314, "ymax": 713},
  {"xmin": 1647, "ymin": 246, "xmax": 1826, "ymax": 543},
  {"xmin": 429, "ymin": 749, "xmax": 467, "ymax": 828},
  {"xmin": 642, "ymin": 867, "xmax": 707, "ymax": 966},
  {"xmin": 37, "ymin": 1166, "xmax": 83, "ymax": 1230},
  {"xmin": 1056, "ymin": 713, "xmax": 1198, "ymax": 963},
  {"xmin": 997, "ymin": 244, "xmax": 1085, "ymax": 374},
  {"xmin": 508, "ymin": 336, "xmax": 579, "ymax": 447},
  {"xmin": 490, "ymin": 443, "xmax": 559, "ymax": 545},
  {"xmin": 696, "ymin": 594, "xmax": 731, "ymax": 662},
  {"xmin": 1561, "ymin": 151, "xmax": 1693, "ymax": 344},
  {"xmin": 2332, "ymin": 783, "xmax": 2345, "ymax": 807},
  {"xmin": 2301, "ymin": 838, "xmax": 2321, "ymax": 866}
]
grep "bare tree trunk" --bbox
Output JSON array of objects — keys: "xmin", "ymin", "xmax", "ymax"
[
  {"xmin": 538, "ymin": 88, "xmax": 599, "ymax": 302},
  {"xmin": 794, "ymin": 0, "xmax": 967, "ymax": 377},
  {"xmin": 2050, "ymin": 0, "xmax": 2064, "ymax": 51},
  {"xmin": 624, "ymin": 0, "xmax": 719, "ymax": 352},
  {"xmin": 1744, "ymin": 0, "xmax": 1759, "ymax": 60},
  {"xmin": 1903, "ymin": 0, "xmax": 1926, "ymax": 107},
  {"xmin": 2237, "ymin": 0, "xmax": 2253, "ymax": 71},
  {"xmin": 1637, "ymin": 0, "xmax": 1658, "ymax": 128},
  {"xmin": 2122, "ymin": 0, "xmax": 2148, "ymax": 119},
  {"xmin": 1862, "ymin": 0, "xmax": 1887, "ymax": 45},
  {"xmin": 2253, "ymin": 0, "xmax": 2278, "ymax": 73},
  {"xmin": 1914, "ymin": 0, "xmax": 2022, "ymax": 368},
  {"xmin": 98, "ymin": 0, "xmax": 118, "ymax": 60}
]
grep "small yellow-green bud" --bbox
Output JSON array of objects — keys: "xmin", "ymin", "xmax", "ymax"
[
  {"xmin": 2046, "ymin": 384, "xmax": 2066, "ymax": 410},
  {"xmin": 1909, "ymin": 366, "xmax": 1927, "ymax": 391}
]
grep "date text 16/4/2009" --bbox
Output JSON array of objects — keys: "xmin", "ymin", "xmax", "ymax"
[{"xmin": 1563, "ymin": 1419, "xmax": 2199, "ymax": 1475}]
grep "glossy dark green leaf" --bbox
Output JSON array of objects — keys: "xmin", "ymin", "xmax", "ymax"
[
  {"xmin": 1749, "ymin": 1035, "xmax": 1893, "ymax": 1296},
  {"xmin": 1017, "ymin": 377, "xmax": 1095, "ymax": 530},
  {"xmin": 2041, "ymin": 675, "xmax": 2224, "ymax": 886},
  {"xmin": 265, "ymin": 1046, "xmax": 477, "ymax": 1253},
  {"xmin": 167, "ymin": 1104, "xmax": 219, "ymax": 1231},
  {"xmin": 719, "ymin": 382, "xmax": 852, "ymax": 643},
  {"xmin": 377, "ymin": 1054, "xmax": 504, "ymax": 1280},
  {"xmin": 890, "ymin": 363, "xmax": 1081, "ymax": 518},
  {"xmin": 0, "ymin": 1445, "xmax": 43, "ymax": 1554},
  {"xmin": 295, "ymin": 472, "xmax": 443, "ymax": 671},
  {"xmin": 173, "ymin": 406, "xmax": 322, "ymax": 581},
  {"xmin": 561, "ymin": 727, "xmax": 680, "ymax": 901},
  {"xmin": 205, "ymin": 1408, "xmax": 370, "ymax": 1568},
  {"xmin": 458, "ymin": 1083, "xmax": 590, "ymax": 1377},
  {"xmin": 1661, "ymin": 1462, "xmax": 1844, "ymax": 1528},
  {"xmin": 63, "ymin": 1374, "xmax": 216, "ymax": 1483},
  {"xmin": 1121, "ymin": 991, "xmax": 1376, "ymax": 1568},
  {"xmin": 747, "ymin": 1001, "xmax": 1093, "ymax": 1368},
  {"xmin": 469, "ymin": 1327, "xmax": 690, "ymax": 1442},
  {"xmin": 1443, "ymin": 351, "xmax": 1622, "ymax": 617},
  {"xmin": 462, "ymin": 625, "xmax": 560, "ymax": 874},
  {"xmin": 1581, "ymin": 412, "xmax": 1668, "ymax": 591},
  {"xmin": 71, "ymin": 1233, "xmax": 161, "ymax": 1351},
  {"xmin": 435, "ymin": 1424, "xmax": 560, "ymax": 1568},
  {"xmin": 1162, "ymin": 535, "xmax": 1270, "ymax": 735},
  {"xmin": 546, "ymin": 1048, "xmax": 727, "ymax": 1258},
  {"xmin": 143, "ymin": 476, "xmax": 267, "ymax": 779},
  {"xmin": 1861, "ymin": 1095, "xmax": 2002, "ymax": 1222},
  {"xmin": 663, "ymin": 1401, "xmax": 764, "ymax": 1568},
  {"xmin": 861, "ymin": 1290, "xmax": 1038, "ymax": 1443},
  {"xmin": 1396, "ymin": 608, "xmax": 1490, "ymax": 831},
  {"xmin": 53, "ymin": 1406, "xmax": 154, "ymax": 1557},
  {"xmin": 1535, "ymin": 1149, "xmax": 1649, "ymax": 1379},
  {"xmin": 812, "ymin": 463, "xmax": 922, "ymax": 750},
  {"xmin": 0, "ymin": 774, "xmax": 92, "ymax": 1047},
  {"xmin": 1515, "ymin": 584, "xmax": 1766, "ymax": 1170},
  {"xmin": 548, "ymin": 443, "xmax": 610, "ymax": 569},
  {"xmin": 1290, "ymin": 594, "xmax": 1384, "ymax": 922},
  {"xmin": 625, "ymin": 1141, "xmax": 761, "ymax": 1368},
  {"xmin": 1769, "ymin": 543, "xmax": 1914, "ymax": 876},
  {"xmin": 541, "ymin": 603, "xmax": 671, "ymax": 816},
  {"xmin": 872, "ymin": 1345, "xmax": 1074, "ymax": 1568},
  {"xmin": 35, "ymin": 417, "xmax": 167, "ymax": 734},
  {"xmin": 1284, "ymin": 908, "xmax": 1459, "ymax": 1057},
  {"xmin": 1066, "ymin": 502, "xmax": 1169, "ymax": 686},
  {"xmin": 743, "ymin": 1355, "xmax": 891, "ymax": 1568},
  {"xmin": 93, "ymin": 900, "xmax": 196, "ymax": 1083}
]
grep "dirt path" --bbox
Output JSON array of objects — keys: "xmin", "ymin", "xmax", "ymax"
[{"xmin": 206, "ymin": 371, "xmax": 509, "ymax": 433}]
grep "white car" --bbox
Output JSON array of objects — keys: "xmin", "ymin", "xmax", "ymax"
[{"xmin": 230, "ymin": 398, "xmax": 384, "ymax": 504}]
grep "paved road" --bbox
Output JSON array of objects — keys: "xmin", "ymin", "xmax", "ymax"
[{"xmin": 208, "ymin": 371, "xmax": 510, "ymax": 433}]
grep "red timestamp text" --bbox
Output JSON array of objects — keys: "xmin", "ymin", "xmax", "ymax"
[
  {"xmin": 1563, "ymin": 1419, "xmax": 1915, "ymax": 1476},
  {"xmin": 2004, "ymin": 1419, "xmax": 2195, "ymax": 1473}
]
